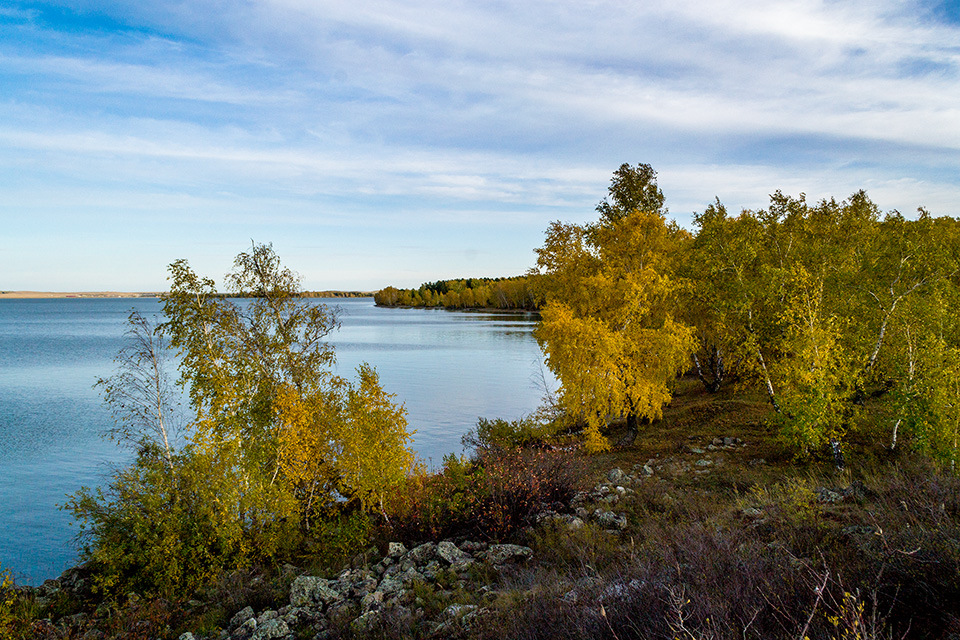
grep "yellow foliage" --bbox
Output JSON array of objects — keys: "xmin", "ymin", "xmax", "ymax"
[
  {"xmin": 275, "ymin": 364, "xmax": 415, "ymax": 518},
  {"xmin": 338, "ymin": 364, "xmax": 416, "ymax": 513},
  {"xmin": 535, "ymin": 208, "xmax": 696, "ymax": 451}
]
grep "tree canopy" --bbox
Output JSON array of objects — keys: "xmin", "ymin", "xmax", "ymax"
[
  {"xmin": 535, "ymin": 164, "xmax": 960, "ymax": 466},
  {"xmin": 534, "ymin": 167, "xmax": 695, "ymax": 452}
]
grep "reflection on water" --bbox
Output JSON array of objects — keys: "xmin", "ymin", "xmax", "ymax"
[{"xmin": 0, "ymin": 297, "xmax": 552, "ymax": 584}]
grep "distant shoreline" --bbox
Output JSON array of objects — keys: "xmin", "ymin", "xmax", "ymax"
[
  {"xmin": 0, "ymin": 291, "xmax": 163, "ymax": 299},
  {"xmin": 0, "ymin": 291, "xmax": 376, "ymax": 299}
]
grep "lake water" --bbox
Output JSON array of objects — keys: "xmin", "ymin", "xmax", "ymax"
[{"xmin": 0, "ymin": 297, "xmax": 552, "ymax": 585}]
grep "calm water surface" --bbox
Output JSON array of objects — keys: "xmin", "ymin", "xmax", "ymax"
[{"xmin": 0, "ymin": 297, "xmax": 552, "ymax": 584}]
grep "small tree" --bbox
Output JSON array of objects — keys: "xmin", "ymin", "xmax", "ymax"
[
  {"xmin": 70, "ymin": 243, "xmax": 416, "ymax": 595},
  {"xmin": 95, "ymin": 310, "xmax": 179, "ymax": 470}
]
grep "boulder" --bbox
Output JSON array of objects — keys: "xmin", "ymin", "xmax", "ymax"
[
  {"xmin": 437, "ymin": 541, "xmax": 473, "ymax": 566},
  {"xmin": 378, "ymin": 574, "xmax": 404, "ymax": 595},
  {"xmin": 289, "ymin": 576, "xmax": 343, "ymax": 608},
  {"xmin": 229, "ymin": 606, "xmax": 255, "ymax": 630},
  {"xmin": 250, "ymin": 618, "xmax": 289, "ymax": 640},
  {"xmin": 594, "ymin": 509, "xmax": 627, "ymax": 530},
  {"xmin": 485, "ymin": 544, "xmax": 533, "ymax": 565},
  {"xmin": 406, "ymin": 542, "xmax": 437, "ymax": 565}
]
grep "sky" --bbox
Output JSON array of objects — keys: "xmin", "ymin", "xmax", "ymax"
[{"xmin": 1, "ymin": 0, "xmax": 959, "ymax": 291}]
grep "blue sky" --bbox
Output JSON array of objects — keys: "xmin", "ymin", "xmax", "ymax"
[{"xmin": 2, "ymin": 0, "xmax": 958, "ymax": 291}]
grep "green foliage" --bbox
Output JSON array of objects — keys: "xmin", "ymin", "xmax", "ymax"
[
  {"xmin": 462, "ymin": 415, "xmax": 559, "ymax": 452},
  {"xmin": 684, "ymin": 187, "xmax": 960, "ymax": 459},
  {"xmin": 374, "ymin": 275, "xmax": 542, "ymax": 310},
  {"xmin": 307, "ymin": 510, "xmax": 374, "ymax": 570},
  {"xmin": 595, "ymin": 161, "xmax": 666, "ymax": 224},
  {"xmin": 70, "ymin": 243, "xmax": 415, "ymax": 597},
  {"xmin": 0, "ymin": 562, "xmax": 17, "ymax": 636}
]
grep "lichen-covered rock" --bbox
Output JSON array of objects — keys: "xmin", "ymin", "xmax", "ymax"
[
  {"xmin": 594, "ymin": 509, "xmax": 627, "ymax": 530},
  {"xmin": 229, "ymin": 606, "xmax": 255, "ymax": 631},
  {"xmin": 378, "ymin": 574, "xmax": 404, "ymax": 595},
  {"xmin": 406, "ymin": 542, "xmax": 437, "ymax": 565},
  {"xmin": 437, "ymin": 541, "xmax": 473, "ymax": 565},
  {"xmin": 250, "ymin": 618, "xmax": 289, "ymax": 640},
  {"xmin": 388, "ymin": 541, "xmax": 408, "ymax": 558},
  {"xmin": 234, "ymin": 617, "xmax": 257, "ymax": 639},
  {"xmin": 459, "ymin": 540, "xmax": 488, "ymax": 554},
  {"xmin": 442, "ymin": 603, "xmax": 478, "ymax": 620},
  {"xmin": 400, "ymin": 567, "xmax": 426, "ymax": 584},
  {"xmin": 256, "ymin": 610, "xmax": 278, "ymax": 625},
  {"xmin": 608, "ymin": 468, "xmax": 627, "ymax": 483},
  {"xmin": 289, "ymin": 576, "xmax": 343, "ymax": 608},
  {"xmin": 485, "ymin": 544, "xmax": 533, "ymax": 565},
  {"xmin": 361, "ymin": 590, "xmax": 383, "ymax": 614},
  {"xmin": 351, "ymin": 610, "xmax": 382, "ymax": 633}
]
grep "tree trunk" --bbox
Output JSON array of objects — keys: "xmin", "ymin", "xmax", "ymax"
[
  {"xmin": 618, "ymin": 413, "xmax": 639, "ymax": 447},
  {"xmin": 693, "ymin": 345, "xmax": 725, "ymax": 393}
]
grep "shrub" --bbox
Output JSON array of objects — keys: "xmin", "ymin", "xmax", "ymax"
[
  {"xmin": 383, "ymin": 449, "xmax": 583, "ymax": 543},
  {"xmin": 463, "ymin": 416, "xmax": 559, "ymax": 453}
]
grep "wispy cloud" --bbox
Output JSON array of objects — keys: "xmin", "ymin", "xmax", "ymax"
[{"xmin": 1, "ymin": 0, "xmax": 958, "ymax": 289}]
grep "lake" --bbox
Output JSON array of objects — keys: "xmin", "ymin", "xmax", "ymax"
[{"xmin": 0, "ymin": 297, "xmax": 553, "ymax": 585}]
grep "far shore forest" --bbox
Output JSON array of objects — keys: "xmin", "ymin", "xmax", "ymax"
[{"xmin": 2, "ymin": 163, "xmax": 960, "ymax": 640}]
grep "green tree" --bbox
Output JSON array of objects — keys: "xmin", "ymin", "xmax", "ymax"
[
  {"xmin": 95, "ymin": 310, "xmax": 179, "ymax": 470},
  {"xmin": 70, "ymin": 243, "xmax": 415, "ymax": 595},
  {"xmin": 595, "ymin": 162, "xmax": 666, "ymax": 224}
]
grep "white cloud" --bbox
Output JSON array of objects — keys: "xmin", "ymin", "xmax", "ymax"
[{"xmin": 1, "ymin": 0, "xmax": 958, "ymax": 289}]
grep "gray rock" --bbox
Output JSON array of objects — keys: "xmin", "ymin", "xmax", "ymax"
[
  {"xmin": 179, "ymin": 634, "xmax": 197, "ymax": 640},
  {"xmin": 289, "ymin": 576, "xmax": 343, "ymax": 608},
  {"xmin": 406, "ymin": 542, "xmax": 437, "ymax": 565},
  {"xmin": 235, "ymin": 618, "xmax": 257, "ymax": 639},
  {"xmin": 437, "ymin": 540, "xmax": 473, "ymax": 565},
  {"xmin": 595, "ymin": 509, "xmax": 628, "ymax": 530},
  {"xmin": 688, "ymin": 446, "xmax": 706, "ymax": 454},
  {"xmin": 387, "ymin": 541, "xmax": 408, "ymax": 558},
  {"xmin": 352, "ymin": 610, "xmax": 382, "ymax": 633},
  {"xmin": 378, "ymin": 574, "xmax": 404, "ymax": 595},
  {"xmin": 486, "ymin": 544, "xmax": 533, "ymax": 565},
  {"xmin": 361, "ymin": 590, "xmax": 384, "ymax": 613},
  {"xmin": 607, "ymin": 468, "xmax": 627, "ymax": 483},
  {"xmin": 250, "ymin": 618, "xmax": 289, "ymax": 640},
  {"xmin": 442, "ymin": 603, "xmax": 478, "ymax": 620},
  {"xmin": 230, "ymin": 606, "xmax": 255, "ymax": 630},
  {"xmin": 696, "ymin": 458, "xmax": 713, "ymax": 467}
]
